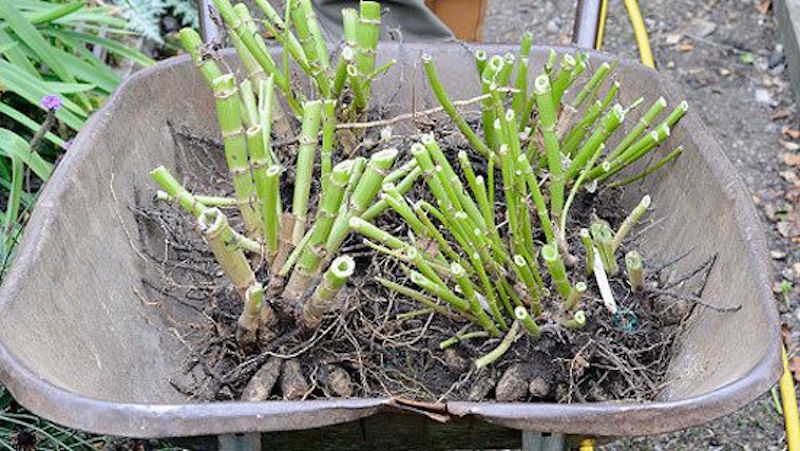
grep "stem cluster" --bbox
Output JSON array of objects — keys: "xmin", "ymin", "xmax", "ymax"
[
  {"xmin": 151, "ymin": 1, "xmax": 412, "ymax": 345},
  {"xmin": 351, "ymin": 37, "xmax": 687, "ymax": 367}
]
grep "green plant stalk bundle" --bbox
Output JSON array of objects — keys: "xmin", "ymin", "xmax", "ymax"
[
  {"xmin": 349, "ymin": 41, "xmax": 688, "ymax": 368},
  {"xmin": 283, "ymin": 160, "xmax": 354, "ymax": 302},
  {"xmin": 211, "ymin": 74, "xmax": 263, "ymax": 238},
  {"xmin": 290, "ymin": 0, "xmax": 331, "ymax": 97},
  {"xmin": 212, "ymin": 0, "xmax": 289, "ymax": 97}
]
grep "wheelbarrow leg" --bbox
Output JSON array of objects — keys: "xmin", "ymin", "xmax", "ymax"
[
  {"xmin": 522, "ymin": 431, "xmax": 566, "ymax": 451},
  {"xmin": 218, "ymin": 433, "xmax": 261, "ymax": 451}
]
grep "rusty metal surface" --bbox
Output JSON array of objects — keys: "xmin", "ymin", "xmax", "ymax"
[{"xmin": 0, "ymin": 43, "xmax": 782, "ymax": 440}]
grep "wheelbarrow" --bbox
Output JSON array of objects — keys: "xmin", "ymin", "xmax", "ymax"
[{"xmin": 0, "ymin": 1, "xmax": 782, "ymax": 449}]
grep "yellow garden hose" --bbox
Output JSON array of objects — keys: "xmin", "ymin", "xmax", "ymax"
[
  {"xmin": 591, "ymin": 2, "xmax": 799, "ymax": 450},
  {"xmin": 782, "ymin": 346, "xmax": 800, "ymax": 449},
  {"xmin": 595, "ymin": 0, "xmax": 608, "ymax": 50},
  {"xmin": 622, "ymin": 0, "xmax": 654, "ymax": 68}
]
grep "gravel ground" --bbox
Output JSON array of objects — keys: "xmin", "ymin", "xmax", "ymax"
[{"xmin": 484, "ymin": 0, "xmax": 799, "ymax": 449}]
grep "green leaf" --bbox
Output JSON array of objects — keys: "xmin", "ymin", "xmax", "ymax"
[
  {"xmin": 0, "ymin": 128, "xmax": 56, "ymax": 181},
  {"xmin": 0, "ymin": 59, "xmax": 87, "ymax": 131},
  {"xmin": 42, "ymin": 81, "xmax": 96, "ymax": 94},
  {"xmin": 55, "ymin": 30, "xmax": 154, "ymax": 67},
  {"xmin": 29, "ymin": 1, "xmax": 85, "ymax": 25},
  {"xmin": 0, "ymin": 102, "xmax": 67, "ymax": 148},
  {"xmin": 739, "ymin": 52, "xmax": 755, "ymax": 65},
  {"xmin": 0, "ymin": 29, "xmax": 39, "ymax": 79},
  {"xmin": 0, "ymin": 3, "xmax": 92, "ymax": 109},
  {"xmin": 0, "ymin": 42, "xmax": 17, "ymax": 54},
  {"xmin": 41, "ymin": 35, "xmax": 119, "ymax": 93},
  {"xmin": 0, "ymin": 176, "xmax": 36, "ymax": 208},
  {"xmin": 0, "ymin": 385, "xmax": 12, "ymax": 411},
  {"xmin": 3, "ymin": 156, "xmax": 24, "ymax": 245}
]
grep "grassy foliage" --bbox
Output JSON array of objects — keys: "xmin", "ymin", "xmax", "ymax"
[{"xmin": 0, "ymin": 0, "xmax": 153, "ymax": 276}]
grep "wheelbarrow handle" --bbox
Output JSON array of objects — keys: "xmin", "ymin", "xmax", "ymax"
[
  {"xmin": 198, "ymin": 0, "xmax": 220, "ymax": 43},
  {"xmin": 572, "ymin": 0, "xmax": 602, "ymax": 50}
]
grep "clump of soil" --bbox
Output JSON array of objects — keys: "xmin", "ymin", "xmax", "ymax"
[{"xmin": 134, "ymin": 117, "xmax": 719, "ymax": 405}]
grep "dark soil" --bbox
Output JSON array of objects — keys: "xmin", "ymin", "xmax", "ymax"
[{"xmin": 133, "ymin": 108, "xmax": 713, "ymax": 405}]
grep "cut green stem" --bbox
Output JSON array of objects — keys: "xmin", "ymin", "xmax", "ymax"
[
  {"xmin": 302, "ymin": 255, "xmax": 354, "ymax": 329},
  {"xmin": 475, "ymin": 320, "xmax": 520, "ymax": 369},
  {"xmin": 625, "ymin": 250, "xmax": 644, "ymax": 293},
  {"xmin": 291, "ymin": 100, "xmax": 323, "ymax": 244},
  {"xmin": 198, "ymin": 208, "xmax": 256, "ymax": 299},
  {"xmin": 613, "ymin": 194, "xmax": 650, "ymax": 251}
]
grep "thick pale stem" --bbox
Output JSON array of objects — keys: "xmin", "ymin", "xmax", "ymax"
[
  {"xmin": 625, "ymin": 250, "xmax": 644, "ymax": 293},
  {"xmin": 292, "ymin": 100, "xmax": 323, "ymax": 244},
  {"xmin": 534, "ymin": 75, "xmax": 565, "ymax": 224},
  {"xmin": 156, "ymin": 191, "xmax": 236, "ymax": 208},
  {"xmin": 239, "ymin": 79, "xmax": 259, "ymax": 128},
  {"xmin": 515, "ymin": 306, "xmax": 541, "ymax": 339},
  {"xmin": 237, "ymin": 283, "xmax": 267, "ymax": 347},
  {"xmin": 565, "ymin": 281, "xmax": 586, "ymax": 311},
  {"xmin": 348, "ymin": 216, "xmax": 405, "ymax": 249},
  {"xmin": 198, "ymin": 208, "xmax": 256, "ymax": 299},
  {"xmin": 257, "ymin": 77, "xmax": 277, "ymax": 165},
  {"xmin": 302, "ymin": 255, "xmax": 355, "ymax": 329},
  {"xmin": 613, "ymin": 195, "xmax": 650, "ymax": 250},
  {"xmin": 474, "ymin": 49, "xmax": 488, "ymax": 77},
  {"xmin": 355, "ymin": 1, "xmax": 380, "ymax": 102},
  {"xmin": 150, "ymin": 166, "xmax": 207, "ymax": 217},
  {"xmin": 320, "ymin": 100, "xmax": 337, "ymax": 193},
  {"xmin": 346, "ymin": 64, "xmax": 367, "ymax": 110},
  {"xmin": 512, "ymin": 56, "xmax": 529, "ymax": 118},
  {"xmin": 580, "ymin": 228, "xmax": 595, "ymax": 276},
  {"xmin": 333, "ymin": 46, "xmax": 354, "ymax": 98},
  {"xmin": 263, "ymin": 165, "xmax": 282, "ymax": 259},
  {"xmin": 542, "ymin": 243, "xmax": 573, "ymax": 303},
  {"xmin": 270, "ymin": 213, "xmax": 295, "ymax": 276},
  {"xmin": 560, "ymin": 310, "xmax": 587, "ymax": 330},
  {"xmin": 178, "ymin": 28, "xmax": 222, "ymax": 87},
  {"xmin": 212, "ymin": 74, "xmax": 262, "ymax": 237},
  {"xmin": 591, "ymin": 221, "xmax": 618, "ymax": 275},
  {"xmin": 290, "ymin": 0, "xmax": 331, "ymax": 97},
  {"xmin": 232, "ymin": 4, "xmax": 294, "ymax": 135},
  {"xmin": 551, "ymin": 53, "xmax": 577, "ymax": 105}
]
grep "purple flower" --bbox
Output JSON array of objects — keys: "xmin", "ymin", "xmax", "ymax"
[
  {"xmin": 40, "ymin": 94, "xmax": 62, "ymax": 111},
  {"xmin": 62, "ymin": 139, "xmax": 73, "ymax": 151}
]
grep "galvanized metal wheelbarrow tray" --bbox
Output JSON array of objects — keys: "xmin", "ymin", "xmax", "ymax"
[{"xmin": 0, "ymin": 41, "xmax": 782, "ymax": 448}]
